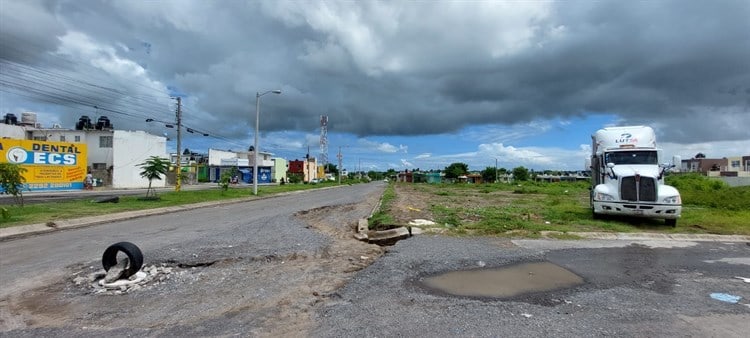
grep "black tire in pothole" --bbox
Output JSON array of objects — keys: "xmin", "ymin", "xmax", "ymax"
[{"xmin": 102, "ymin": 241, "xmax": 144, "ymax": 278}]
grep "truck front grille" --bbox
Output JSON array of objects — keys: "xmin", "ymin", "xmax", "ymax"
[{"xmin": 621, "ymin": 176, "xmax": 657, "ymax": 202}]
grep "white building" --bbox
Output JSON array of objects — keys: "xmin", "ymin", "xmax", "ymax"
[{"xmin": 2, "ymin": 114, "xmax": 167, "ymax": 189}]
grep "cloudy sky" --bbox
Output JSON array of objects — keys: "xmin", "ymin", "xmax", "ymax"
[{"xmin": 1, "ymin": 0, "xmax": 748, "ymax": 172}]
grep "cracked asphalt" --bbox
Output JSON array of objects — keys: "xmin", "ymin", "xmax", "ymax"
[{"xmin": 1, "ymin": 181, "xmax": 749, "ymax": 337}]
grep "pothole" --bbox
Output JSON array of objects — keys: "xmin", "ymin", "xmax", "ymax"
[{"xmin": 421, "ymin": 262, "xmax": 584, "ymax": 298}]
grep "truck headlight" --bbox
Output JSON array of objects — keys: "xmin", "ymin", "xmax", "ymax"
[
  {"xmin": 663, "ymin": 195, "xmax": 681, "ymax": 204},
  {"xmin": 595, "ymin": 192, "xmax": 615, "ymax": 201}
]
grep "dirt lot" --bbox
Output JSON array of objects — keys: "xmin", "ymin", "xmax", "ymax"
[{"xmin": 386, "ymin": 183, "xmax": 527, "ymax": 226}]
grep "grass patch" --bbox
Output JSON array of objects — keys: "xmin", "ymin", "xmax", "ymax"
[
  {"xmin": 0, "ymin": 183, "xmax": 341, "ymax": 228},
  {"xmin": 386, "ymin": 180, "xmax": 750, "ymax": 236},
  {"xmin": 369, "ymin": 182, "xmax": 396, "ymax": 229}
]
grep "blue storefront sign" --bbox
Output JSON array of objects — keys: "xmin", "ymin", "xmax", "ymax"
[{"xmin": 241, "ymin": 167, "xmax": 272, "ymax": 183}]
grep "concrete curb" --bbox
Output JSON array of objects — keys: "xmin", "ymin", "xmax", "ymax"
[
  {"xmin": 544, "ymin": 231, "xmax": 750, "ymax": 242},
  {"xmin": 0, "ymin": 186, "xmax": 340, "ymax": 241}
]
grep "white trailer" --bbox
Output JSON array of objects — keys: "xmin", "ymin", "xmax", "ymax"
[{"xmin": 587, "ymin": 126, "xmax": 682, "ymax": 226}]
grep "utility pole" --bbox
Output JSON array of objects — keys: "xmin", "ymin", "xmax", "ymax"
[
  {"xmin": 175, "ymin": 97, "xmax": 182, "ymax": 192},
  {"xmin": 495, "ymin": 158, "xmax": 498, "ymax": 184},
  {"xmin": 337, "ymin": 146, "xmax": 343, "ymax": 184}
]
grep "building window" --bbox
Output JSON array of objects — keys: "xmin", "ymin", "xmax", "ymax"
[
  {"xmin": 33, "ymin": 136, "xmax": 46, "ymax": 141},
  {"xmin": 99, "ymin": 136, "xmax": 113, "ymax": 148},
  {"xmin": 59, "ymin": 135, "xmax": 66, "ymax": 142},
  {"xmin": 75, "ymin": 135, "xmax": 81, "ymax": 142},
  {"xmin": 93, "ymin": 163, "xmax": 107, "ymax": 170},
  {"xmin": 731, "ymin": 160, "xmax": 740, "ymax": 168}
]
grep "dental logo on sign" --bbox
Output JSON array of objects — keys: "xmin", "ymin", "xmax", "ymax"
[{"xmin": 6, "ymin": 147, "xmax": 28, "ymax": 164}]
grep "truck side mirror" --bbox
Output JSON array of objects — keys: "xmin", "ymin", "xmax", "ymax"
[{"xmin": 606, "ymin": 163, "xmax": 615, "ymax": 168}]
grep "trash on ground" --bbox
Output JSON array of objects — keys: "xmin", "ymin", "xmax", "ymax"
[
  {"xmin": 734, "ymin": 276, "xmax": 750, "ymax": 283},
  {"xmin": 103, "ymin": 257, "xmax": 129, "ymax": 283},
  {"xmin": 521, "ymin": 313, "xmax": 533, "ymax": 318},
  {"xmin": 408, "ymin": 219, "xmax": 436, "ymax": 226},
  {"xmin": 100, "ymin": 271, "xmax": 148, "ymax": 289},
  {"xmin": 710, "ymin": 293, "xmax": 742, "ymax": 303}
]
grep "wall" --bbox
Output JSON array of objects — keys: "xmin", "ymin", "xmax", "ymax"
[
  {"xmin": 208, "ymin": 149, "xmax": 238, "ymax": 166},
  {"xmin": 0, "ymin": 139, "xmax": 87, "ymax": 191},
  {"xmin": 112, "ymin": 130, "xmax": 167, "ymax": 188},
  {"xmin": 715, "ymin": 176, "xmax": 750, "ymax": 187},
  {"xmin": 272, "ymin": 158, "xmax": 287, "ymax": 182},
  {"xmin": 0, "ymin": 123, "xmax": 26, "ymax": 139},
  {"xmin": 246, "ymin": 151, "xmax": 274, "ymax": 167},
  {"xmin": 304, "ymin": 158, "xmax": 318, "ymax": 182},
  {"xmin": 83, "ymin": 130, "xmax": 115, "ymax": 170}
]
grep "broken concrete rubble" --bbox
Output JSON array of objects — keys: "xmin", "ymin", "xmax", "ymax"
[
  {"xmin": 103, "ymin": 257, "xmax": 129, "ymax": 283},
  {"xmin": 75, "ymin": 264, "xmax": 185, "ymax": 295}
]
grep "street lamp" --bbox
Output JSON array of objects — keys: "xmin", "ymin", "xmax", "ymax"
[{"xmin": 253, "ymin": 89, "xmax": 281, "ymax": 195}]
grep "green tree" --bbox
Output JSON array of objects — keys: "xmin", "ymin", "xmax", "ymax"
[
  {"xmin": 444, "ymin": 162, "xmax": 469, "ymax": 179},
  {"xmin": 287, "ymin": 173, "xmax": 303, "ymax": 184},
  {"xmin": 0, "ymin": 163, "xmax": 28, "ymax": 206},
  {"xmin": 367, "ymin": 170, "xmax": 384, "ymax": 180},
  {"xmin": 324, "ymin": 163, "xmax": 338, "ymax": 175},
  {"xmin": 218, "ymin": 166, "xmax": 239, "ymax": 192},
  {"xmin": 138, "ymin": 156, "xmax": 170, "ymax": 197},
  {"xmin": 480, "ymin": 166, "xmax": 498, "ymax": 183},
  {"xmin": 512, "ymin": 166, "xmax": 529, "ymax": 181}
]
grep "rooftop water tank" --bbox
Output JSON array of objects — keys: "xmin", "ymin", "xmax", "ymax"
[
  {"xmin": 21, "ymin": 112, "xmax": 37, "ymax": 125},
  {"xmin": 2, "ymin": 113, "xmax": 18, "ymax": 125}
]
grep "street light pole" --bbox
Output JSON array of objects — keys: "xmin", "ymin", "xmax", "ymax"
[
  {"xmin": 175, "ymin": 97, "xmax": 182, "ymax": 192},
  {"xmin": 253, "ymin": 89, "xmax": 281, "ymax": 195}
]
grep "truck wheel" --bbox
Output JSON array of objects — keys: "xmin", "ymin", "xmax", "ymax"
[
  {"xmin": 592, "ymin": 208, "xmax": 601, "ymax": 220},
  {"xmin": 665, "ymin": 219, "xmax": 677, "ymax": 227},
  {"xmin": 102, "ymin": 242, "xmax": 144, "ymax": 278}
]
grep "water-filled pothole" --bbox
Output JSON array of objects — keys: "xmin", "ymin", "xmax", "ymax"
[{"xmin": 422, "ymin": 262, "xmax": 584, "ymax": 298}]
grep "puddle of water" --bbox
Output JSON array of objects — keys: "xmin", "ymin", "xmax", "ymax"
[{"xmin": 423, "ymin": 262, "xmax": 584, "ymax": 298}]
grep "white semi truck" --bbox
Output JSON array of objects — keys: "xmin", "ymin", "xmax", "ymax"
[{"xmin": 587, "ymin": 126, "xmax": 682, "ymax": 226}]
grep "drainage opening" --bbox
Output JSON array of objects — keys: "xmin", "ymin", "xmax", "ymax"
[{"xmin": 422, "ymin": 261, "xmax": 584, "ymax": 298}]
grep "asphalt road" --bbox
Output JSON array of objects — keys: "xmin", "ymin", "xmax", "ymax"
[
  {"xmin": 1, "ymin": 181, "xmax": 749, "ymax": 336},
  {"xmin": 313, "ymin": 237, "xmax": 750, "ymax": 337},
  {"xmin": 0, "ymin": 182, "xmax": 383, "ymax": 300}
]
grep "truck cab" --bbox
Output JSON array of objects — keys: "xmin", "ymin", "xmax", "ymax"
[{"xmin": 588, "ymin": 126, "xmax": 682, "ymax": 226}]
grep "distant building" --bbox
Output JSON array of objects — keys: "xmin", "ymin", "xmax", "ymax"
[
  {"xmin": 681, "ymin": 157, "xmax": 727, "ymax": 173},
  {"xmin": 206, "ymin": 148, "xmax": 274, "ymax": 184},
  {"xmin": 681, "ymin": 156, "xmax": 750, "ymax": 176}
]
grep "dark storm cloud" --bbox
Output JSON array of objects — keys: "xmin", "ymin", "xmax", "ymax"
[
  {"xmin": 2, "ymin": 0, "xmax": 748, "ymax": 145},
  {"xmin": 437, "ymin": 1, "xmax": 750, "ymax": 143},
  {"xmin": 0, "ymin": 0, "xmax": 65, "ymax": 65}
]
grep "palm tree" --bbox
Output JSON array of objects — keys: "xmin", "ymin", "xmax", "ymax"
[{"xmin": 138, "ymin": 156, "xmax": 170, "ymax": 198}]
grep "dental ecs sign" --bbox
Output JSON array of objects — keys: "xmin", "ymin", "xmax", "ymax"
[{"xmin": 0, "ymin": 139, "xmax": 87, "ymax": 191}]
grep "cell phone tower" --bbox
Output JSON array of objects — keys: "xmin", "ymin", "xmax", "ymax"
[{"xmin": 320, "ymin": 115, "xmax": 328, "ymax": 168}]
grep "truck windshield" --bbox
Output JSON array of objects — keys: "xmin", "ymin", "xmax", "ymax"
[{"xmin": 605, "ymin": 151, "xmax": 658, "ymax": 165}]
